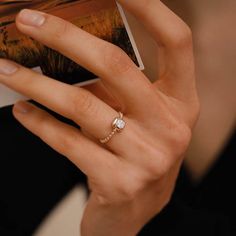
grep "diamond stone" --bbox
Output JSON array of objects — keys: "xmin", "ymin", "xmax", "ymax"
[{"xmin": 113, "ymin": 118, "xmax": 126, "ymax": 130}]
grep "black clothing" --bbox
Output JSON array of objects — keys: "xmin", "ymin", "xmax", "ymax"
[
  {"xmin": 139, "ymin": 128, "xmax": 236, "ymax": 235},
  {"xmin": 0, "ymin": 105, "xmax": 86, "ymax": 235},
  {"xmin": 0, "ymin": 104, "xmax": 235, "ymax": 235}
]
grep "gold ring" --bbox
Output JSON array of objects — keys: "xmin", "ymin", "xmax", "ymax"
[{"xmin": 99, "ymin": 112, "xmax": 126, "ymax": 144}]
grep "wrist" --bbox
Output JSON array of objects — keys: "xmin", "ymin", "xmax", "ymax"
[{"xmin": 81, "ymin": 198, "xmax": 141, "ymax": 236}]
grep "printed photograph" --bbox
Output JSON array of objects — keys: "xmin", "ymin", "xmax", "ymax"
[{"xmin": 0, "ymin": 0, "xmax": 140, "ymax": 84}]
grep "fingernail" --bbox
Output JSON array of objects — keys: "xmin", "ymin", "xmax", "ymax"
[
  {"xmin": 14, "ymin": 101, "xmax": 32, "ymax": 114},
  {"xmin": 18, "ymin": 9, "xmax": 45, "ymax": 27},
  {"xmin": 0, "ymin": 59, "xmax": 18, "ymax": 75}
]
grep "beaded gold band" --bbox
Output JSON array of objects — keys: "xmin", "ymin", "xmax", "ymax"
[{"xmin": 99, "ymin": 112, "xmax": 126, "ymax": 144}]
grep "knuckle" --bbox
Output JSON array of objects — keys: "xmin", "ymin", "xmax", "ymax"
[
  {"xmin": 116, "ymin": 184, "xmax": 140, "ymax": 203},
  {"xmin": 170, "ymin": 25, "xmax": 193, "ymax": 49},
  {"xmin": 102, "ymin": 43, "xmax": 134, "ymax": 76},
  {"xmin": 94, "ymin": 170, "xmax": 146, "ymax": 206},
  {"xmin": 190, "ymin": 99, "xmax": 201, "ymax": 126},
  {"xmin": 59, "ymin": 129, "xmax": 81, "ymax": 153},
  {"xmin": 36, "ymin": 113, "xmax": 81, "ymax": 157},
  {"xmin": 147, "ymin": 155, "xmax": 170, "ymax": 179},
  {"xmin": 114, "ymin": 174, "xmax": 144, "ymax": 203},
  {"xmin": 51, "ymin": 17, "xmax": 72, "ymax": 42},
  {"xmin": 70, "ymin": 90, "xmax": 96, "ymax": 117},
  {"xmin": 169, "ymin": 123, "xmax": 192, "ymax": 157},
  {"xmin": 94, "ymin": 185, "xmax": 141, "ymax": 206},
  {"xmin": 94, "ymin": 195, "xmax": 110, "ymax": 206},
  {"xmin": 141, "ymin": 145, "xmax": 171, "ymax": 180},
  {"xmin": 132, "ymin": 136, "xmax": 170, "ymax": 179}
]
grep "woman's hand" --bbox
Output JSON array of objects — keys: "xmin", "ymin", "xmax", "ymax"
[{"xmin": 0, "ymin": 1, "xmax": 199, "ymax": 235}]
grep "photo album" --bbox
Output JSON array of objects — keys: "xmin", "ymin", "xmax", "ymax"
[{"xmin": 0, "ymin": 0, "xmax": 144, "ymax": 108}]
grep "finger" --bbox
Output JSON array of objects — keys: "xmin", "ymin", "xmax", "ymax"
[
  {"xmin": 118, "ymin": 0, "xmax": 191, "ymax": 48},
  {"xmin": 15, "ymin": 9, "xmax": 155, "ymax": 111},
  {"xmin": 0, "ymin": 59, "xmax": 120, "ymax": 143},
  {"xmin": 82, "ymin": 80, "xmax": 122, "ymax": 111},
  {"xmin": 117, "ymin": 0, "xmax": 196, "ymax": 101},
  {"xmin": 12, "ymin": 100, "xmax": 116, "ymax": 179}
]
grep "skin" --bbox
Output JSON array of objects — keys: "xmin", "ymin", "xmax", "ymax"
[
  {"xmin": 0, "ymin": 1, "xmax": 199, "ymax": 235},
  {"xmin": 127, "ymin": 0, "xmax": 236, "ymax": 181},
  {"xmin": 179, "ymin": 0, "xmax": 236, "ymax": 181},
  {"xmin": 163, "ymin": 0, "xmax": 236, "ymax": 181}
]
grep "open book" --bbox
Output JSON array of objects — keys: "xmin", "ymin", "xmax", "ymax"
[{"xmin": 0, "ymin": 0, "xmax": 143, "ymax": 108}]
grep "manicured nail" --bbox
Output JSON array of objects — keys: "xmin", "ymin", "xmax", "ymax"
[
  {"xmin": 18, "ymin": 9, "xmax": 45, "ymax": 27},
  {"xmin": 14, "ymin": 101, "xmax": 32, "ymax": 114},
  {"xmin": 0, "ymin": 60, "xmax": 18, "ymax": 75}
]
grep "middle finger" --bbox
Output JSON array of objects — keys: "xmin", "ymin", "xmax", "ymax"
[{"xmin": 0, "ymin": 59, "xmax": 125, "ymax": 146}]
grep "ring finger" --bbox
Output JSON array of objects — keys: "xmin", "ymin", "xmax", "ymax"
[{"xmin": 0, "ymin": 59, "xmax": 127, "ymax": 148}]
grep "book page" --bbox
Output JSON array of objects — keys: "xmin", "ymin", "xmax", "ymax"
[{"xmin": 0, "ymin": 0, "xmax": 143, "ymax": 107}]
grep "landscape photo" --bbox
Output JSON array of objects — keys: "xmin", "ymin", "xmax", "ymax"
[{"xmin": 0, "ymin": 0, "xmax": 140, "ymax": 84}]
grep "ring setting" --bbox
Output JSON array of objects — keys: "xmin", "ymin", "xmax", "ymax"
[
  {"xmin": 100, "ymin": 112, "xmax": 126, "ymax": 144},
  {"xmin": 112, "ymin": 113, "xmax": 126, "ymax": 131}
]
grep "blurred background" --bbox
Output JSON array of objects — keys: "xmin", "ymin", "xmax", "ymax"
[
  {"xmin": 34, "ymin": 1, "xmax": 236, "ymax": 235},
  {"xmin": 0, "ymin": 0, "xmax": 235, "ymax": 235}
]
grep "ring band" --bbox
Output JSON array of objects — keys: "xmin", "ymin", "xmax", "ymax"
[{"xmin": 99, "ymin": 112, "xmax": 126, "ymax": 144}]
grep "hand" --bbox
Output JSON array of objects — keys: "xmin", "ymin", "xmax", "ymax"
[{"xmin": 0, "ymin": 1, "xmax": 199, "ymax": 235}]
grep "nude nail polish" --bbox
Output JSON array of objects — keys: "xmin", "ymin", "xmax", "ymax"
[
  {"xmin": 0, "ymin": 60, "xmax": 18, "ymax": 75},
  {"xmin": 18, "ymin": 9, "xmax": 45, "ymax": 27},
  {"xmin": 14, "ymin": 101, "xmax": 32, "ymax": 114}
]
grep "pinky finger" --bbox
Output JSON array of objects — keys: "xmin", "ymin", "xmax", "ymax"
[{"xmin": 12, "ymin": 101, "xmax": 115, "ymax": 178}]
